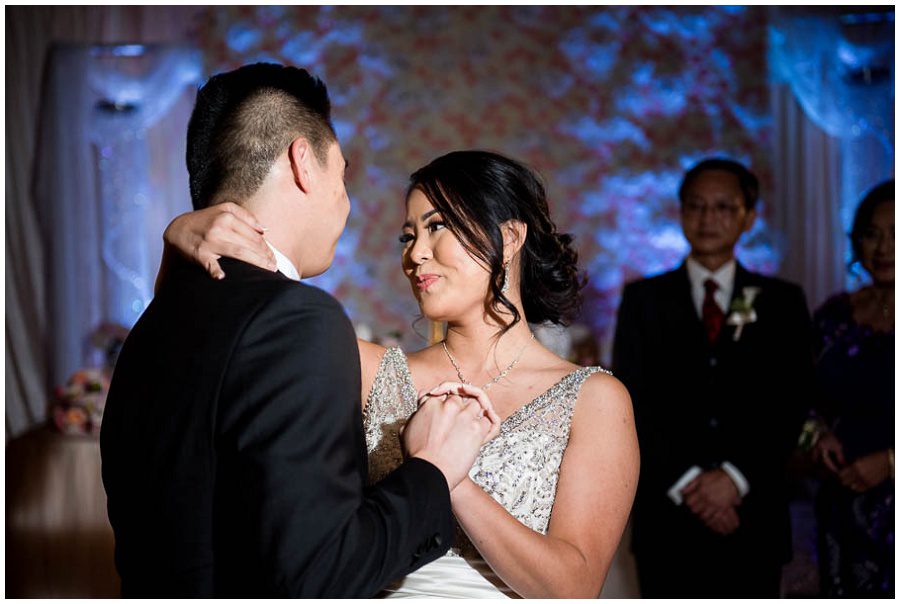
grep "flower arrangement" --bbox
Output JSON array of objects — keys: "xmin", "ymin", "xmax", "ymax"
[
  {"xmin": 49, "ymin": 323, "xmax": 128, "ymax": 436},
  {"xmin": 726, "ymin": 286, "xmax": 761, "ymax": 341},
  {"xmin": 52, "ymin": 369, "xmax": 110, "ymax": 437}
]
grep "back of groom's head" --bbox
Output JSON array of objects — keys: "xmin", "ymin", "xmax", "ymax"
[{"xmin": 186, "ymin": 63, "xmax": 335, "ymax": 210}]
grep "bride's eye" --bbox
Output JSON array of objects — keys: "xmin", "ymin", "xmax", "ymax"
[
  {"xmin": 398, "ymin": 232, "xmax": 414, "ymax": 245},
  {"xmin": 425, "ymin": 220, "xmax": 445, "ymax": 234}
]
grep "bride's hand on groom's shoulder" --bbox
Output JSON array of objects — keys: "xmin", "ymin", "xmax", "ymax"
[{"xmin": 164, "ymin": 202, "xmax": 276, "ymax": 279}]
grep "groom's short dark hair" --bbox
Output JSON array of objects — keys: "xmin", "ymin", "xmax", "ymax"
[{"xmin": 186, "ymin": 63, "xmax": 336, "ymax": 210}]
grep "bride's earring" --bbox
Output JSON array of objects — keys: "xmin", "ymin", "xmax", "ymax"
[{"xmin": 501, "ymin": 262, "xmax": 510, "ymax": 294}]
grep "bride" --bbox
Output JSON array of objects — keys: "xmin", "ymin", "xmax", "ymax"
[{"xmin": 163, "ymin": 150, "xmax": 639, "ymax": 598}]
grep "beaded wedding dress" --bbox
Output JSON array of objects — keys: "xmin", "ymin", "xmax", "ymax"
[{"xmin": 363, "ymin": 347, "xmax": 608, "ymax": 598}]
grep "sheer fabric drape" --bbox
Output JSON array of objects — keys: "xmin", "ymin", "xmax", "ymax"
[
  {"xmin": 33, "ymin": 43, "xmax": 200, "ymax": 393},
  {"xmin": 769, "ymin": 86, "xmax": 845, "ymax": 311},
  {"xmin": 6, "ymin": 7, "xmax": 203, "ymax": 439},
  {"xmin": 768, "ymin": 9, "xmax": 894, "ymax": 303}
]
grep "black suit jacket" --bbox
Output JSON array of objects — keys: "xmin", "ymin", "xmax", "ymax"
[
  {"xmin": 100, "ymin": 257, "xmax": 454, "ymax": 597},
  {"xmin": 613, "ymin": 262, "xmax": 813, "ymax": 563}
]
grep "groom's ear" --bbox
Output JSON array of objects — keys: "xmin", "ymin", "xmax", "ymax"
[{"xmin": 287, "ymin": 137, "xmax": 314, "ymax": 194}]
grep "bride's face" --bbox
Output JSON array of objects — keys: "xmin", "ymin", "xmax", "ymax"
[{"xmin": 400, "ymin": 188, "xmax": 492, "ymax": 322}]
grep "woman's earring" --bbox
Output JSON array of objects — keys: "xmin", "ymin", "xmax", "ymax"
[{"xmin": 501, "ymin": 262, "xmax": 510, "ymax": 294}]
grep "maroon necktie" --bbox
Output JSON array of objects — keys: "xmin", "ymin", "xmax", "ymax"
[{"xmin": 702, "ymin": 279, "xmax": 724, "ymax": 345}]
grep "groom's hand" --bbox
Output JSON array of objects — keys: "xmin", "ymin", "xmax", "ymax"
[
  {"xmin": 402, "ymin": 382, "xmax": 500, "ymax": 490},
  {"xmin": 421, "ymin": 382, "xmax": 501, "ymax": 445}
]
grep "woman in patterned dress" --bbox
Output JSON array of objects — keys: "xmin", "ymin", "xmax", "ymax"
[
  {"xmin": 809, "ymin": 180, "xmax": 894, "ymax": 597},
  {"xmin": 162, "ymin": 150, "xmax": 639, "ymax": 598}
]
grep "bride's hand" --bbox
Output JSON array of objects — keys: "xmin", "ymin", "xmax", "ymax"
[
  {"xmin": 421, "ymin": 382, "xmax": 502, "ymax": 445},
  {"xmin": 163, "ymin": 202, "xmax": 277, "ymax": 279}
]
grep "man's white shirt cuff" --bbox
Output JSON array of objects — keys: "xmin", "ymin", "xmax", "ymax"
[
  {"xmin": 720, "ymin": 461, "xmax": 750, "ymax": 498},
  {"xmin": 667, "ymin": 465, "xmax": 702, "ymax": 505}
]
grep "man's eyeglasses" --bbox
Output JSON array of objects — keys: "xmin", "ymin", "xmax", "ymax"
[{"xmin": 682, "ymin": 201, "xmax": 745, "ymax": 220}]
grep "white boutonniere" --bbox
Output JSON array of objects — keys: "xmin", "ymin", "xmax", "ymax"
[{"xmin": 726, "ymin": 286, "xmax": 761, "ymax": 341}]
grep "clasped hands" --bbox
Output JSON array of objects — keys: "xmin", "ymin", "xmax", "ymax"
[
  {"xmin": 813, "ymin": 432, "xmax": 891, "ymax": 493},
  {"xmin": 400, "ymin": 382, "xmax": 502, "ymax": 491},
  {"xmin": 681, "ymin": 469, "xmax": 742, "ymax": 536}
]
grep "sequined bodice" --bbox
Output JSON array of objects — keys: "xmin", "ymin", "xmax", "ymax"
[{"xmin": 363, "ymin": 347, "xmax": 609, "ymax": 559}]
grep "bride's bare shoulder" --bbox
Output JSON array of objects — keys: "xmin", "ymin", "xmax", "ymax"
[
  {"xmin": 358, "ymin": 338, "xmax": 388, "ymax": 364},
  {"xmin": 572, "ymin": 370, "xmax": 634, "ymax": 438},
  {"xmin": 402, "ymin": 345, "xmax": 447, "ymax": 392}
]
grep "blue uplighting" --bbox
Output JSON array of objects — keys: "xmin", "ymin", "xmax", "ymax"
[{"xmin": 226, "ymin": 24, "xmax": 262, "ymax": 54}]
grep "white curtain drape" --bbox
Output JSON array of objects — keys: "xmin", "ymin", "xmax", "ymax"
[
  {"xmin": 769, "ymin": 85, "xmax": 845, "ymax": 312},
  {"xmin": 6, "ymin": 7, "xmax": 203, "ymax": 439},
  {"xmin": 91, "ymin": 45, "xmax": 202, "ymax": 327},
  {"xmin": 33, "ymin": 43, "xmax": 200, "ymax": 392},
  {"xmin": 768, "ymin": 8, "xmax": 894, "ymax": 306}
]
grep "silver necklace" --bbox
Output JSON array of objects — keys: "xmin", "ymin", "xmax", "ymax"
[{"xmin": 441, "ymin": 333, "xmax": 535, "ymax": 391}]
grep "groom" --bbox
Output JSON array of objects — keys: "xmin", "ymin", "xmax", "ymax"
[{"xmin": 100, "ymin": 63, "xmax": 497, "ymax": 597}]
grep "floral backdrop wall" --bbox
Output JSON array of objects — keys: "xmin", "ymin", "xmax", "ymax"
[{"xmin": 193, "ymin": 5, "xmax": 778, "ymax": 357}]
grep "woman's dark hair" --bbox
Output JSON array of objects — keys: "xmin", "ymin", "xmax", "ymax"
[
  {"xmin": 408, "ymin": 150, "xmax": 585, "ymax": 333},
  {"xmin": 850, "ymin": 178, "xmax": 894, "ymax": 266}
]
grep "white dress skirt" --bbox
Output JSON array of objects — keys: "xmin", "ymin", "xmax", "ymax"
[{"xmin": 380, "ymin": 553, "xmax": 513, "ymax": 598}]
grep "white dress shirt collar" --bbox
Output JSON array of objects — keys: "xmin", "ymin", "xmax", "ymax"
[
  {"xmin": 685, "ymin": 256, "xmax": 736, "ymax": 317},
  {"xmin": 266, "ymin": 241, "xmax": 300, "ymax": 282}
]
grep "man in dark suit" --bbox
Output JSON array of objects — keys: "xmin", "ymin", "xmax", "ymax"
[
  {"xmin": 100, "ymin": 63, "xmax": 498, "ymax": 597},
  {"xmin": 613, "ymin": 158, "xmax": 814, "ymax": 597}
]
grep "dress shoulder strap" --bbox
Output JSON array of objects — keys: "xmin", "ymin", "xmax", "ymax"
[
  {"xmin": 363, "ymin": 347, "xmax": 419, "ymax": 482},
  {"xmin": 366, "ymin": 347, "xmax": 415, "ymax": 409},
  {"xmin": 501, "ymin": 365, "xmax": 612, "ymax": 438}
]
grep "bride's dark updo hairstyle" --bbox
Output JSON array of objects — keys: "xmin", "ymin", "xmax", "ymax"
[{"xmin": 408, "ymin": 150, "xmax": 585, "ymax": 333}]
